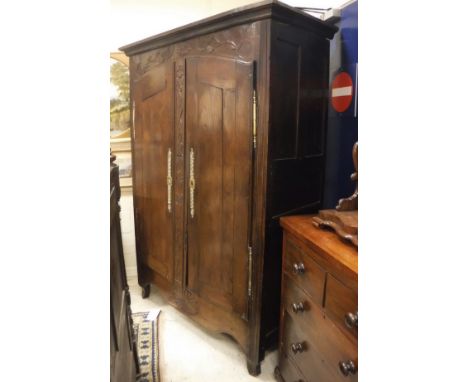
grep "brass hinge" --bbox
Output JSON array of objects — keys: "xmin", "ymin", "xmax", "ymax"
[
  {"xmin": 248, "ymin": 245, "xmax": 253, "ymax": 298},
  {"xmin": 132, "ymin": 101, "xmax": 136, "ymax": 140},
  {"xmin": 252, "ymin": 90, "xmax": 257, "ymax": 149},
  {"xmin": 167, "ymin": 148, "xmax": 172, "ymax": 212}
]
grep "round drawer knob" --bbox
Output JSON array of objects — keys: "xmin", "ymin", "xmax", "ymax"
[
  {"xmin": 293, "ymin": 262, "xmax": 305, "ymax": 274},
  {"xmin": 339, "ymin": 360, "xmax": 357, "ymax": 376},
  {"xmin": 291, "ymin": 342, "xmax": 305, "ymax": 354},
  {"xmin": 292, "ymin": 302, "xmax": 305, "ymax": 313},
  {"xmin": 345, "ymin": 312, "xmax": 358, "ymax": 329}
]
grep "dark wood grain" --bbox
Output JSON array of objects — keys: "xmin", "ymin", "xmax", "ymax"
[
  {"xmin": 133, "ymin": 60, "xmax": 175, "ymax": 285},
  {"xmin": 258, "ymin": 19, "xmax": 332, "ymax": 358},
  {"xmin": 185, "ymin": 56, "xmax": 252, "ymax": 321},
  {"xmin": 173, "ymin": 59, "xmax": 186, "ymax": 296},
  {"xmin": 124, "ymin": 1, "xmax": 335, "ymax": 374}
]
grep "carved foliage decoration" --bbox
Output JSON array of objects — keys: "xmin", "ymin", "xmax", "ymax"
[
  {"xmin": 133, "ymin": 45, "xmax": 175, "ymax": 78},
  {"xmin": 132, "ymin": 23, "xmax": 259, "ymax": 80},
  {"xmin": 173, "ymin": 60, "xmax": 186, "ymax": 290},
  {"xmin": 177, "ymin": 23, "xmax": 257, "ymax": 60}
]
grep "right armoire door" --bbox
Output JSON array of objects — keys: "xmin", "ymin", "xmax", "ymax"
[{"xmin": 185, "ymin": 56, "xmax": 255, "ymax": 331}]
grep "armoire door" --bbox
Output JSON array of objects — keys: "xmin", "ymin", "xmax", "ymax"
[
  {"xmin": 185, "ymin": 56, "xmax": 254, "ymax": 321},
  {"xmin": 133, "ymin": 62, "xmax": 175, "ymax": 285}
]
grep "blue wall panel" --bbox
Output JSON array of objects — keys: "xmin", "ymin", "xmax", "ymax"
[{"xmin": 323, "ymin": 0, "xmax": 358, "ymax": 208}]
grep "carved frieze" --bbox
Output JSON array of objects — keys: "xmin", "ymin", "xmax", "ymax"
[
  {"xmin": 176, "ymin": 23, "xmax": 257, "ymax": 60},
  {"xmin": 131, "ymin": 22, "xmax": 260, "ymax": 80},
  {"xmin": 133, "ymin": 45, "xmax": 175, "ymax": 78}
]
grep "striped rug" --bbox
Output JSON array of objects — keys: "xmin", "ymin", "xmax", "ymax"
[{"xmin": 133, "ymin": 310, "xmax": 161, "ymax": 382}]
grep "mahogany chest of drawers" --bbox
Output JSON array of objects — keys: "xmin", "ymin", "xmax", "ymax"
[{"xmin": 275, "ymin": 215, "xmax": 358, "ymax": 382}]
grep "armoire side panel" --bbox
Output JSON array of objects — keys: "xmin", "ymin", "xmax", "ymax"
[
  {"xmin": 268, "ymin": 21, "xmax": 329, "ymax": 217},
  {"xmin": 185, "ymin": 56, "xmax": 253, "ymax": 319},
  {"xmin": 269, "ymin": 38, "xmax": 300, "ymax": 159},
  {"xmin": 133, "ymin": 63, "xmax": 175, "ymax": 284},
  {"xmin": 260, "ymin": 20, "xmax": 331, "ymax": 349}
]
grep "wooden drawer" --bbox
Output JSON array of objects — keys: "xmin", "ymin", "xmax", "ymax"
[
  {"xmin": 284, "ymin": 238, "xmax": 325, "ymax": 306},
  {"xmin": 325, "ymin": 274, "xmax": 358, "ymax": 341},
  {"xmin": 279, "ymin": 216, "xmax": 358, "ymax": 382},
  {"xmin": 283, "ymin": 274, "xmax": 315, "ymax": 335},
  {"xmin": 277, "ymin": 355, "xmax": 308, "ymax": 382},
  {"xmin": 281, "ymin": 310, "xmax": 336, "ymax": 382},
  {"xmin": 282, "ymin": 287, "xmax": 358, "ymax": 381}
]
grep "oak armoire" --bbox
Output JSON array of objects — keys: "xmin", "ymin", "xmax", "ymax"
[{"xmin": 120, "ymin": 0, "xmax": 336, "ymax": 375}]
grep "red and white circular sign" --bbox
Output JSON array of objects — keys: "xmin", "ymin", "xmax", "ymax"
[{"xmin": 331, "ymin": 72, "xmax": 353, "ymax": 112}]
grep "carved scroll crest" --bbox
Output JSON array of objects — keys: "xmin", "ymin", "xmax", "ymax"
[
  {"xmin": 313, "ymin": 142, "xmax": 358, "ymax": 247},
  {"xmin": 337, "ymin": 142, "xmax": 358, "ymax": 211}
]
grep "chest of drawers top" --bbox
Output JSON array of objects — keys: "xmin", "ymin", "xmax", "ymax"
[{"xmin": 280, "ymin": 215, "xmax": 357, "ymax": 289}]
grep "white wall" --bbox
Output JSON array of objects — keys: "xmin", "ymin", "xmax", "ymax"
[
  {"xmin": 110, "ymin": 0, "xmax": 349, "ymax": 51},
  {"xmin": 120, "ymin": 188, "xmax": 138, "ymax": 278},
  {"xmin": 111, "ymin": 0, "xmax": 255, "ymax": 51}
]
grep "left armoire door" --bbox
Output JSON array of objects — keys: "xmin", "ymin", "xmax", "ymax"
[{"xmin": 133, "ymin": 61, "xmax": 175, "ymax": 286}]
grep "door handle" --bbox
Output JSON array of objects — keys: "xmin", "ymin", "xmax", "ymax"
[
  {"xmin": 190, "ymin": 148, "xmax": 195, "ymax": 218},
  {"xmin": 167, "ymin": 148, "xmax": 173, "ymax": 212}
]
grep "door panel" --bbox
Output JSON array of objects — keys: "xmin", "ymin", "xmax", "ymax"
[
  {"xmin": 186, "ymin": 57, "xmax": 253, "ymax": 319},
  {"xmin": 133, "ymin": 63, "xmax": 175, "ymax": 283}
]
